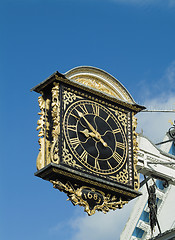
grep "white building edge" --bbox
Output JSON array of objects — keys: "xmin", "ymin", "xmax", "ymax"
[{"xmin": 121, "ymin": 132, "xmax": 175, "ymax": 240}]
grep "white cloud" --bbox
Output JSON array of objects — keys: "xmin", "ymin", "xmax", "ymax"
[
  {"xmin": 136, "ymin": 61, "xmax": 175, "ymax": 143},
  {"xmin": 111, "ymin": 0, "xmax": 175, "ymax": 8},
  {"xmin": 137, "ymin": 97, "xmax": 175, "ymax": 143},
  {"xmin": 69, "ymin": 200, "xmax": 136, "ymax": 240},
  {"xmin": 168, "ymin": 0, "xmax": 175, "ymax": 7},
  {"xmin": 164, "ymin": 60, "xmax": 175, "ymax": 85},
  {"xmin": 48, "ymin": 200, "xmax": 136, "ymax": 240}
]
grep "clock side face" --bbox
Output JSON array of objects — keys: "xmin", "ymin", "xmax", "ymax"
[{"xmin": 63, "ymin": 99, "xmax": 128, "ymax": 175}]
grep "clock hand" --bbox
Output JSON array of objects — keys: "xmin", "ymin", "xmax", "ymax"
[
  {"xmin": 77, "ymin": 110, "xmax": 108, "ymax": 147},
  {"xmin": 80, "ymin": 129, "xmax": 96, "ymax": 138},
  {"xmin": 77, "ymin": 110, "xmax": 96, "ymax": 133},
  {"xmin": 80, "ymin": 129, "xmax": 91, "ymax": 138},
  {"xmin": 98, "ymin": 137, "xmax": 108, "ymax": 147}
]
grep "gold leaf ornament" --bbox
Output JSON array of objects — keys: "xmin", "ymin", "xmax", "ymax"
[{"xmin": 51, "ymin": 180, "xmax": 128, "ymax": 216}]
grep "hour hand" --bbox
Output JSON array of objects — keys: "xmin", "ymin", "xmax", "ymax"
[
  {"xmin": 80, "ymin": 129, "xmax": 108, "ymax": 147},
  {"xmin": 80, "ymin": 129, "xmax": 96, "ymax": 138},
  {"xmin": 99, "ymin": 138, "xmax": 108, "ymax": 147},
  {"xmin": 80, "ymin": 129, "xmax": 90, "ymax": 138}
]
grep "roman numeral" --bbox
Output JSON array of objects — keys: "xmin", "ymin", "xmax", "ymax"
[
  {"xmin": 80, "ymin": 150, "xmax": 88, "ymax": 162},
  {"xmin": 92, "ymin": 104, "xmax": 99, "ymax": 116},
  {"xmin": 79, "ymin": 104, "xmax": 88, "ymax": 114},
  {"xmin": 70, "ymin": 112, "xmax": 79, "ymax": 119},
  {"xmin": 70, "ymin": 137, "xmax": 79, "ymax": 149},
  {"xmin": 116, "ymin": 142, "xmax": 125, "ymax": 149},
  {"xmin": 95, "ymin": 158, "xmax": 100, "ymax": 169},
  {"xmin": 67, "ymin": 125, "xmax": 77, "ymax": 132},
  {"xmin": 113, "ymin": 152, "xmax": 122, "ymax": 163},
  {"xmin": 105, "ymin": 114, "xmax": 110, "ymax": 122},
  {"xmin": 113, "ymin": 128, "xmax": 121, "ymax": 134},
  {"xmin": 107, "ymin": 161, "xmax": 112, "ymax": 169}
]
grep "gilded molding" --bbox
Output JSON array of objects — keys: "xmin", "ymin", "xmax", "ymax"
[
  {"xmin": 50, "ymin": 180, "xmax": 128, "ymax": 215},
  {"xmin": 50, "ymin": 82, "xmax": 60, "ymax": 164},
  {"xmin": 52, "ymin": 168, "xmax": 138, "ymax": 198},
  {"xmin": 132, "ymin": 114, "xmax": 140, "ymax": 190}
]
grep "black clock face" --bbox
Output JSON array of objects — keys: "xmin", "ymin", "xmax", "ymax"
[{"xmin": 63, "ymin": 100, "xmax": 128, "ymax": 175}]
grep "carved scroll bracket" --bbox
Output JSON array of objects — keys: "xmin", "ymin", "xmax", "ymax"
[{"xmin": 50, "ymin": 180, "xmax": 128, "ymax": 216}]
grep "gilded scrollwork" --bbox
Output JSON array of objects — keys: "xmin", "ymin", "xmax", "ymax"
[
  {"xmin": 36, "ymin": 82, "xmax": 60, "ymax": 169},
  {"xmin": 110, "ymin": 165, "xmax": 129, "ymax": 184},
  {"xmin": 37, "ymin": 96, "xmax": 45, "ymax": 137},
  {"xmin": 50, "ymin": 82, "xmax": 60, "ymax": 164},
  {"xmin": 62, "ymin": 141, "xmax": 82, "ymax": 168},
  {"xmin": 36, "ymin": 96, "xmax": 45, "ymax": 170},
  {"xmin": 51, "ymin": 83, "xmax": 60, "ymax": 139},
  {"xmin": 102, "ymin": 195, "xmax": 128, "ymax": 213},
  {"xmin": 45, "ymin": 99, "xmax": 51, "ymax": 166},
  {"xmin": 50, "ymin": 180, "xmax": 128, "ymax": 216},
  {"xmin": 63, "ymin": 90, "xmax": 77, "ymax": 109},
  {"xmin": 115, "ymin": 110, "xmax": 127, "ymax": 132},
  {"xmin": 72, "ymin": 77, "xmax": 117, "ymax": 98},
  {"xmin": 36, "ymin": 96, "xmax": 51, "ymax": 169},
  {"xmin": 132, "ymin": 114, "xmax": 140, "ymax": 190}
]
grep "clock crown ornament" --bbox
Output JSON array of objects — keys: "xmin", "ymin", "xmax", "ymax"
[{"xmin": 31, "ymin": 66, "xmax": 145, "ymax": 215}]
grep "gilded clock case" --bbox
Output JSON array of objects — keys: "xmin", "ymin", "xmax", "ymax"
[{"xmin": 32, "ymin": 69, "xmax": 145, "ymax": 215}]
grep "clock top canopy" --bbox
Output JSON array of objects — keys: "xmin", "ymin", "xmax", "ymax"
[
  {"xmin": 32, "ymin": 66, "xmax": 145, "ymax": 113},
  {"xmin": 65, "ymin": 66, "xmax": 134, "ymax": 104}
]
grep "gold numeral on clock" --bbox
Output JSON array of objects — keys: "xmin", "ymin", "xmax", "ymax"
[
  {"xmin": 80, "ymin": 150, "xmax": 88, "ymax": 162},
  {"xmin": 92, "ymin": 104, "xmax": 99, "ymax": 116},
  {"xmin": 67, "ymin": 125, "xmax": 77, "ymax": 132},
  {"xmin": 116, "ymin": 142, "xmax": 125, "ymax": 149},
  {"xmin": 70, "ymin": 137, "xmax": 79, "ymax": 149},
  {"xmin": 113, "ymin": 128, "xmax": 121, "ymax": 134},
  {"xmin": 105, "ymin": 114, "xmax": 110, "ymax": 122},
  {"xmin": 113, "ymin": 152, "xmax": 122, "ymax": 163},
  {"xmin": 70, "ymin": 112, "xmax": 80, "ymax": 119},
  {"xmin": 79, "ymin": 104, "xmax": 88, "ymax": 114},
  {"xmin": 107, "ymin": 161, "xmax": 112, "ymax": 169},
  {"xmin": 95, "ymin": 158, "xmax": 100, "ymax": 169}
]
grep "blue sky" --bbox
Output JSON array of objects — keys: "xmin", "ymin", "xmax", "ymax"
[{"xmin": 1, "ymin": 1, "xmax": 175, "ymax": 239}]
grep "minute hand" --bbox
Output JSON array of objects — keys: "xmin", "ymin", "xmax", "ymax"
[
  {"xmin": 77, "ymin": 111, "xmax": 107, "ymax": 147},
  {"xmin": 77, "ymin": 111, "xmax": 96, "ymax": 133}
]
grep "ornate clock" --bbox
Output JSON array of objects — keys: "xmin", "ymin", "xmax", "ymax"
[{"xmin": 32, "ymin": 66, "xmax": 145, "ymax": 215}]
